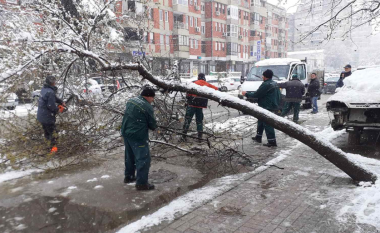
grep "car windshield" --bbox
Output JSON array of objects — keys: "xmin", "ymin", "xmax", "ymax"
[
  {"xmin": 247, "ymin": 65, "xmax": 290, "ymax": 81},
  {"xmin": 327, "ymin": 77, "xmax": 339, "ymax": 82}
]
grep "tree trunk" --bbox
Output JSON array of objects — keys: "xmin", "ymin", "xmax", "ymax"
[{"xmin": 103, "ymin": 64, "xmax": 377, "ymax": 183}]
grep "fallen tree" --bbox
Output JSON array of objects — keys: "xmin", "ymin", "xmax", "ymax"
[{"xmin": 102, "ymin": 63, "xmax": 378, "ymax": 183}]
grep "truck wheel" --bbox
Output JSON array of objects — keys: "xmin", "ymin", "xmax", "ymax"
[
  {"xmin": 348, "ymin": 127, "xmax": 361, "ymax": 145},
  {"xmin": 221, "ymin": 86, "xmax": 228, "ymax": 92},
  {"xmin": 7, "ymin": 106, "xmax": 16, "ymax": 110}
]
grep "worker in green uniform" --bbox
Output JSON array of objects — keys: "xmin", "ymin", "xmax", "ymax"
[
  {"xmin": 121, "ymin": 88, "xmax": 157, "ymax": 191},
  {"xmin": 242, "ymin": 69, "xmax": 281, "ymax": 147}
]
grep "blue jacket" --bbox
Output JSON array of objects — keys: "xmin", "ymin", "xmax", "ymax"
[
  {"xmin": 37, "ymin": 84, "xmax": 63, "ymax": 124},
  {"xmin": 336, "ymin": 71, "xmax": 351, "ymax": 88}
]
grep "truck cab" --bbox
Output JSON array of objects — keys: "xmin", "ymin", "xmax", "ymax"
[{"xmin": 238, "ymin": 58, "xmax": 308, "ymax": 103}]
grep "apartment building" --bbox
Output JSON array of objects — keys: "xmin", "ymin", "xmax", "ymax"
[
  {"xmin": 0, "ymin": 0, "xmax": 289, "ymax": 76},
  {"xmin": 116, "ymin": 0, "xmax": 288, "ymax": 76}
]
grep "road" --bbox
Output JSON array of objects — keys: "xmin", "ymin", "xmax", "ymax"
[{"xmin": 0, "ymin": 93, "xmax": 379, "ymax": 233}]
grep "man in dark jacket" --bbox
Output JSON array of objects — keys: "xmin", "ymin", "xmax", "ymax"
[
  {"xmin": 308, "ymin": 73, "xmax": 320, "ymax": 114},
  {"xmin": 278, "ymin": 74, "xmax": 305, "ymax": 122},
  {"xmin": 336, "ymin": 64, "xmax": 352, "ymax": 88},
  {"xmin": 243, "ymin": 69, "xmax": 281, "ymax": 147},
  {"xmin": 121, "ymin": 88, "xmax": 157, "ymax": 191},
  {"xmin": 37, "ymin": 76, "xmax": 65, "ymax": 153},
  {"xmin": 182, "ymin": 73, "xmax": 218, "ymax": 141}
]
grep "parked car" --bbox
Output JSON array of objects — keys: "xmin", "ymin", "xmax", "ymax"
[
  {"xmin": 206, "ymin": 78, "xmax": 235, "ymax": 92},
  {"xmin": 326, "ymin": 67, "xmax": 380, "ymax": 144},
  {"xmin": 323, "ymin": 76, "xmax": 339, "ymax": 94},
  {"xmin": 0, "ymin": 84, "xmax": 19, "ymax": 110}
]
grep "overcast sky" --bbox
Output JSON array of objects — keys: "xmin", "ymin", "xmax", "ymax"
[{"xmin": 266, "ymin": 0, "xmax": 301, "ymax": 13}]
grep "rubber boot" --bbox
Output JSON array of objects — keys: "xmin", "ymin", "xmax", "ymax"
[
  {"xmin": 252, "ymin": 135, "xmax": 262, "ymax": 143},
  {"xmin": 136, "ymin": 183, "xmax": 155, "ymax": 191},
  {"xmin": 124, "ymin": 175, "xmax": 136, "ymax": 184},
  {"xmin": 198, "ymin": 132, "xmax": 203, "ymax": 142},
  {"xmin": 263, "ymin": 139, "xmax": 277, "ymax": 147}
]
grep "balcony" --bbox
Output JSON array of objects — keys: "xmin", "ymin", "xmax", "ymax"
[
  {"xmin": 173, "ymin": 21, "xmax": 189, "ymax": 36},
  {"xmin": 173, "ymin": 4, "xmax": 189, "ymax": 14}
]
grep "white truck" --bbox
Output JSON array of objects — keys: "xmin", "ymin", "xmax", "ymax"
[{"xmin": 238, "ymin": 58, "xmax": 309, "ymax": 108}]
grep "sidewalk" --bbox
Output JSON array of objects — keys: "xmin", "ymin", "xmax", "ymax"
[{"xmin": 149, "ymin": 136, "xmax": 378, "ymax": 233}]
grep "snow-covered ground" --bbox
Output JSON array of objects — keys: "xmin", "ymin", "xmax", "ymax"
[
  {"xmin": 0, "ymin": 104, "xmax": 37, "ymax": 118},
  {"xmin": 115, "ymin": 108, "xmax": 380, "ymax": 232},
  {"xmin": 0, "ymin": 168, "xmax": 42, "ymax": 183}
]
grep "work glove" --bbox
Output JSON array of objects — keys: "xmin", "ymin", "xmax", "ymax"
[{"xmin": 58, "ymin": 105, "xmax": 65, "ymax": 113}]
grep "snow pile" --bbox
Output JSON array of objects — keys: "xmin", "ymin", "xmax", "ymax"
[
  {"xmin": 0, "ymin": 104, "xmax": 37, "ymax": 119},
  {"xmin": 205, "ymin": 115, "xmax": 257, "ymax": 134},
  {"xmin": 338, "ymin": 180, "xmax": 380, "ymax": 230},
  {"xmin": 328, "ymin": 67, "xmax": 380, "ymax": 103},
  {"xmin": 255, "ymin": 58, "xmax": 300, "ymax": 66},
  {"xmin": 0, "ymin": 169, "xmax": 41, "ymax": 184}
]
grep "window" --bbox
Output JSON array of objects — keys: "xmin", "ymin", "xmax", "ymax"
[
  {"xmin": 166, "ymin": 35, "xmax": 169, "ymax": 45},
  {"xmin": 174, "ymin": 0, "xmax": 188, "ymax": 6},
  {"xmin": 291, "ymin": 64, "xmax": 306, "ymax": 80},
  {"xmin": 227, "ymin": 6, "xmax": 238, "ymax": 20},
  {"xmin": 178, "ymin": 35, "xmax": 189, "ymax": 45},
  {"xmin": 201, "ymin": 22, "xmax": 205, "ymax": 34},
  {"xmin": 160, "ymin": 34, "xmax": 164, "ymax": 45},
  {"xmin": 195, "ymin": 18, "xmax": 198, "ymax": 27},
  {"xmin": 185, "ymin": 16, "xmax": 188, "ymax": 28},
  {"xmin": 190, "ymin": 16, "xmax": 193, "ymax": 27},
  {"xmin": 219, "ymin": 23, "xmax": 221, "ymax": 32},
  {"xmin": 215, "ymin": 2, "xmax": 218, "ymax": 11},
  {"xmin": 195, "ymin": 40, "xmax": 198, "ymax": 49},
  {"xmin": 190, "ymin": 39, "xmax": 193, "ymax": 48},
  {"xmin": 201, "ymin": 2, "xmax": 205, "ymax": 11},
  {"xmin": 215, "ymin": 23, "xmax": 218, "ymax": 31},
  {"xmin": 194, "ymin": 0, "xmax": 197, "ymax": 6},
  {"xmin": 222, "ymin": 5, "xmax": 225, "ymax": 13},
  {"xmin": 227, "ymin": 24, "xmax": 238, "ymax": 37},
  {"xmin": 159, "ymin": 10, "xmax": 163, "ymax": 21},
  {"xmin": 150, "ymin": 32, "xmax": 154, "ymax": 43},
  {"xmin": 218, "ymin": 42, "xmax": 221, "ymax": 50},
  {"xmin": 165, "ymin": 11, "xmax": 168, "ymax": 22},
  {"xmin": 148, "ymin": 8, "xmax": 153, "ymax": 19},
  {"xmin": 190, "ymin": 0, "xmax": 193, "ymax": 5},
  {"xmin": 215, "ymin": 42, "xmax": 218, "ymax": 50},
  {"xmin": 222, "ymin": 43, "xmax": 225, "ymax": 51}
]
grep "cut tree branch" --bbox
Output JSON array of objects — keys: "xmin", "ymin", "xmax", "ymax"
[{"xmin": 101, "ymin": 63, "xmax": 378, "ymax": 183}]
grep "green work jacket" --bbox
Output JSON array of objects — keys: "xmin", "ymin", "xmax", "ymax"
[
  {"xmin": 246, "ymin": 79, "xmax": 281, "ymax": 111},
  {"xmin": 121, "ymin": 96, "xmax": 157, "ymax": 141}
]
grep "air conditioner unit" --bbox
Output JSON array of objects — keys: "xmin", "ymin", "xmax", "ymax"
[
  {"xmin": 238, "ymin": 35, "xmax": 243, "ymax": 39},
  {"xmin": 222, "ymin": 32, "xmax": 227, "ymax": 37},
  {"xmin": 195, "ymin": 5, "xmax": 200, "ymax": 11},
  {"xmin": 215, "ymin": 11, "xmax": 220, "ymax": 16},
  {"xmin": 196, "ymin": 27, "xmax": 200, "ymax": 32}
]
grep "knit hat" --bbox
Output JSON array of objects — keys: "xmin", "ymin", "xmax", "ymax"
[
  {"xmin": 344, "ymin": 64, "xmax": 351, "ymax": 69},
  {"xmin": 141, "ymin": 87, "xmax": 156, "ymax": 97},
  {"xmin": 198, "ymin": 73, "xmax": 206, "ymax": 81},
  {"xmin": 263, "ymin": 69, "xmax": 273, "ymax": 79},
  {"xmin": 45, "ymin": 75, "xmax": 56, "ymax": 86}
]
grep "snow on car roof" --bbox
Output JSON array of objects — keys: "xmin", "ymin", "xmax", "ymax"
[
  {"xmin": 328, "ymin": 67, "xmax": 380, "ymax": 103},
  {"xmin": 255, "ymin": 58, "xmax": 301, "ymax": 66}
]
